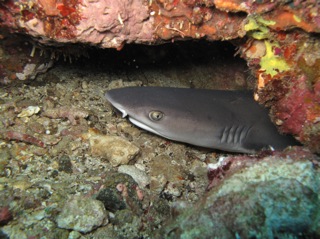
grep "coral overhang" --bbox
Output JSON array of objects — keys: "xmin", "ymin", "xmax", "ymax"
[{"xmin": 0, "ymin": 0, "xmax": 319, "ymax": 152}]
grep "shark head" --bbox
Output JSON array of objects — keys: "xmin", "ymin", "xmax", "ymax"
[{"xmin": 105, "ymin": 87, "xmax": 198, "ymax": 142}]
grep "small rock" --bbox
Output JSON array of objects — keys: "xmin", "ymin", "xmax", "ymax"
[
  {"xmin": 0, "ymin": 230, "xmax": 9, "ymax": 239},
  {"xmin": 68, "ymin": 231, "xmax": 83, "ymax": 239},
  {"xmin": 16, "ymin": 63, "xmax": 36, "ymax": 81},
  {"xmin": 149, "ymin": 155, "xmax": 185, "ymax": 196},
  {"xmin": 58, "ymin": 155, "xmax": 73, "ymax": 173},
  {"xmin": 11, "ymin": 179, "xmax": 33, "ymax": 191},
  {"xmin": 150, "ymin": 175, "xmax": 167, "ymax": 194},
  {"xmin": 107, "ymin": 79, "xmax": 142, "ymax": 90},
  {"xmin": 17, "ymin": 106, "xmax": 40, "ymax": 118},
  {"xmin": 81, "ymin": 81, "xmax": 88, "ymax": 89},
  {"xmin": 90, "ymin": 135, "xmax": 140, "ymax": 166},
  {"xmin": 96, "ymin": 187, "xmax": 126, "ymax": 212},
  {"xmin": 112, "ymin": 209, "xmax": 134, "ymax": 225},
  {"xmin": 0, "ymin": 148, "xmax": 10, "ymax": 176},
  {"xmin": 56, "ymin": 196, "xmax": 108, "ymax": 233},
  {"xmin": 118, "ymin": 165, "xmax": 150, "ymax": 188},
  {"xmin": 1, "ymin": 224, "xmax": 27, "ymax": 239},
  {"xmin": 117, "ymin": 121, "xmax": 141, "ymax": 138},
  {"xmin": 96, "ymin": 173, "xmax": 144, "ymax": 214},
  {"xmin": 89, "ymin": 224, "xmax": 119, "ymax": 239},
  {"xmin": 163, "ymin": 182, "xmax": 182, "ymax": 197},
  {"xmin": 28, "ymin": 121, "xmax": 46, "ymax": 134}
]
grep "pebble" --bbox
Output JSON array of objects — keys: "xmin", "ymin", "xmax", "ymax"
[
  {"xmin": 81, "ymin": 81, "xmax": 88, "ymax": 89},
  {"xmin": 116, "ymin": 121, "xmax": 141, "ymax": 138},
  {"xmin": 11, "ymin": 179, "xmax": 33, "ymax": 190},
  {"xmin": 149, "ymin": 155, "xmax": 185, "ymax": 196},
  {"xmin": 58, "ymin": 155, "xmax": 73, "ymax": 173},
  {"xmin": 68, "ymin": 231, "xmax": 83, "ymax": 239},
  {"xmin": 28, "ymin": 121, "xmax": 46, "ymax": 134},
  {"xmin": 0, "ymin": 148, "xmax": 10, "ymax": 176},
  {"xmin": 17, "ymin": 106, "xmax": 40, "ymax": 117},
  {"xmin": 56, "ymin": 196, "xmax": 108, "ymax": 233},
  {"xmin": 1, "ymin": 224, "xmax": 28, "ymax": 239},
  {"xmin": 89, "ymin": 135, "xmax": 140, "ymax": 166},
  {"xmin": 118, "ymin": 165, "xmax": 150, "ymax": 188},
  {"xmin": 16, "ymin": 63, "xmax": 36, "ymax": 81},
  {"xmin": 163, "ymin": 182, "xmax": 182, "ymax": 197},
  {"xmin": 96, "ymin": 187, "xmax": 126, "ymax": 212},
  {"xmin": 107, "ymin": 79, "xmax": 142, "ymax": 90}
]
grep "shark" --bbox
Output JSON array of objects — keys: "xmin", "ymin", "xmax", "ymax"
[{"xmin": 105, "ymin": 87, "xmax": 297, "ymax": 153}]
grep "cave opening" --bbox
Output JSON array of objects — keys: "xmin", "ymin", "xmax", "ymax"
[{"xmin": 53, "ymin": 40, "xmax": 254, "ymax": 91}]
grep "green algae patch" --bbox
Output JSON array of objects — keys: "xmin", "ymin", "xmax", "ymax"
[
  {"xmin": 260, "ymin": 41, "xmax": 290, "ymax": 77},
  {"xmin": 244, "ymin": 16, "xmax": 276, "ymax": 40}
]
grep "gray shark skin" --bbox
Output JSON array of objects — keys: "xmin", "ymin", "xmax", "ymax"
[{"xmin": 105, "ymin": 87, "xmax": 297, "ymax": 153}]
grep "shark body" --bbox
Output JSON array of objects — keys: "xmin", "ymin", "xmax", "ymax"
[{"xmin": 105, "ymin": 87, "xmax": 297, "ymax": 153}]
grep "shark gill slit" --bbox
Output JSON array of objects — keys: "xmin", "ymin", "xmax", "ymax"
[
  {"xmin": 221, "ymin": 125, "xmax": 251, "ymax": 145},
  {"xmin": 233, "ymin": 125, "xmax": 242, "ymax": 144},
  {"xmin": 240, "ymin": 125, "xmax": 252, "ymax": 143},
  {"xmin": 227, "ymin": 126, "xmax": 236, "ymax": 143},
  {"xmin": 220, "ymin": 126, "xmax": 230, "ymax": 144},
  {"xmin": 236, "ymin": 125, "xmax": 247, "ymax": 144}
]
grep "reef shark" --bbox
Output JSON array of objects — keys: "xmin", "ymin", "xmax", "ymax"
[{"xmin": 105, "ymin": 87, "xmax": 297, "ymax": 153}]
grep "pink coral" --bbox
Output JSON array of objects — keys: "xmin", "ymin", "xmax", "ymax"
[
  {"xmin": 42, "ymin": 106, "xmax": 89, "ymax": 125},
  {"xmin": 135, "ymin": 186, "xmax": 144, "ymax": 201},
  {"xmin": 116, "ymin": 183, "xmax": 128, "ymax": 198},
  {"xmin": 275, "ymin": 75, "xmax": 315, "ymax": 135}
]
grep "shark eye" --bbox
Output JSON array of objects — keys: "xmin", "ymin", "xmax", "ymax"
[{"xmin": 149, "ymin": 111, "xmax": 164, "ymax": 121}]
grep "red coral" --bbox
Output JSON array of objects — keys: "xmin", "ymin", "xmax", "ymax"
[
  {"xmin": 0, "ymin": 206, "xmax": 13, "ymax": 225},
  {"xmin": 57, "ymin": 3, "xmax": 76, "ymax": 17},
  {"xmin": 206, "ymin": 155, "xmax": 260, "ymax": 190},
  {"xmin": 2, "ymin": 131, "xmax": 45, "ymax": 148},
  {"xmin": 276, "ymin": 75, "xmax": 320, "ymax": 137}
]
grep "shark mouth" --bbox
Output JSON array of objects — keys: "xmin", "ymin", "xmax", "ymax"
[
  {"xmin": 109, "ymin": 102, "xmax": 128, "ymax": 118},
  {"xmin": 128, "ymin": 117, "xmax": 160, "ymax": 136},
  {"xmin": 109, "ymin": 101, "xmax": 170, "ymax": 140}
]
